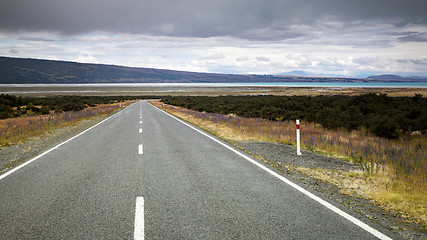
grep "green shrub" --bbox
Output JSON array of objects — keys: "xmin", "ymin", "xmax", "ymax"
[{"xmin": 162, "ymin": 94, "xmax": 426, "ymax": 139}]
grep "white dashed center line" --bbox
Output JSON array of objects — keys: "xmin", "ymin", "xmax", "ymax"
[
  {"xmin": 138, "ymin": 144, "xmax": 143, "ymax": 154},
  {"xmin": 134, "ymin": 197, "xmax": 144, "ymax": 240}
]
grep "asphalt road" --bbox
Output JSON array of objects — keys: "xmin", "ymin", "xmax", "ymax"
[{"xmin": 0, "ymin": 101, "xmax": 399, "ymax": 239}]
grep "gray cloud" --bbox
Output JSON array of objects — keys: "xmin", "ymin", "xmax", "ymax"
[
  {"xmin": 1, "ymin": 0, "xmax": 426, "ymax": 40},
  {"xmin": 18, "ymin": 36, "xmax": 57, "ymax": 42},
  {"xmin": 256, "ymin": 56, "xmax": 270, "ymax": 62},
  {"xmin": 9, "ymin": 48, "xmax": 18, "ymax": 54},
  {"xmin": 385, "ymin": 31, "xmax": 419, "ymax": 36},
  {"xmin": 397, "ymin": 58, "xmax": 427, "ymax": 65},
  {"xmin": 398, "ymin": 32, "xmax": 427, "ymax": 42}
]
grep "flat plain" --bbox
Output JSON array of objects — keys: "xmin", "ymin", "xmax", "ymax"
[{"xmin": 1, "ymin": 84, "xmax": 426, "ymax": 97}]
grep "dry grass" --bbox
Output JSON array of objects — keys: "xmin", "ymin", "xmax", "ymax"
[
  {"xmin": 151, "ymin": 100, "xmax": 427, "ymax": 227},
  {"xmin": 297, "ymin": 167, "xmax": 427, "ymax": 225},
  {"xmin": 0, "ymin": 102, "xmax": 133, "ymax": 148}
]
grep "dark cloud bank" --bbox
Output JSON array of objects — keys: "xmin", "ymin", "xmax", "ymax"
[{"xmin": 1, "ymin": 0, "xmax": 426, "ymax": 40}]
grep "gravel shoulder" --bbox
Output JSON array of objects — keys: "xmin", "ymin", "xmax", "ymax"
[
  {"xmin": 236, "ymin": 141, "xmax": 426, "ymax": 240},
  {"xmin": 238, "ymin": 141, "xmax": 360, "ymax": 171}
]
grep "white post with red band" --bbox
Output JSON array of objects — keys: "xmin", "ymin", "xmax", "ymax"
[{"xmin": 296, "ymin": 120, "xmax": 302, "ymax": 155}]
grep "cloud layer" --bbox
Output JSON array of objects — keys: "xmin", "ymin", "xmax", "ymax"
[
  {"xmin": 1, "ymin": 0, "xmax": 426, "ymax": 77},
  {"xmin": 1, "ymin": 0, "xmax": 426, "ymax": 39}
]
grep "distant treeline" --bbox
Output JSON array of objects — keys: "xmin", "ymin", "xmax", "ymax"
[
  {"xmin": 162, "ymin": 94, "xmax": 427, "ymax": 138},
  {"xmin": 0, "ymin": 94, "xmax": 146, "ymax": 119}
]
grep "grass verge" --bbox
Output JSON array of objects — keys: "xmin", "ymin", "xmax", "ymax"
[{"xmin": 0, "ymin": 101, "xmax": 134, "ymax": 148}]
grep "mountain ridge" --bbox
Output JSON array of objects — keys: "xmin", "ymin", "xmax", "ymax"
[{"xmin": 1, "ymin": 56, "xmax": 426, "ymax": 84}]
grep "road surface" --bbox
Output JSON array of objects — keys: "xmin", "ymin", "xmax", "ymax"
[{"xmin": 0, "ymin": 101, "xmax": 399, "ymax": 239}]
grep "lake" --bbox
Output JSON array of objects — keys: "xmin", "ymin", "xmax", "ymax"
[
  {"xmin": 1, "ymin": 82, "xmax": 426, "ymax": 97},
  {"xmin": 1, "ymin": 82, "xmax": 427, "ymax": 88}
]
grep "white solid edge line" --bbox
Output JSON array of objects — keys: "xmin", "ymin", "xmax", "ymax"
[
  {"xmin": 134, "ymin": 197, "xmax": 145, "ymax": 240},
  {"xmin": 0, "ymin": 103, "xmax": 135, "ymax": 181},
  {"xmin": 138, "ymin": 144, "xmax": 143, "ymax": 155},
  {"xmin": 152, "ymin": 103, "xmax": 392, "ymax": 240}
]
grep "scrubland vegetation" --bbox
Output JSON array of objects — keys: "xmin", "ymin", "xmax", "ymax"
[
  {"xmin": 157, "ymin": 95, "xmax": 427, "ymax": 226},
  {"xmin": 162, "ymin": 94, "xmax": 426, "ymax": 139},
  {"xmin": 0, "ymin": 103, "xmax": 128, "ymax": 148},
  {"xmin": 0, "ymin": 94, "xmax": 148, "ymax": 147},
  {"xmin": 0, "ymin": 94, "xmax": 143, "ymax": 119}
]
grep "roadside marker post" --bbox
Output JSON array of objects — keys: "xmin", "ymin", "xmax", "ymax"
[{"xmin": 296, "ymin": 120, "xmax": 302, "ymax": 155}]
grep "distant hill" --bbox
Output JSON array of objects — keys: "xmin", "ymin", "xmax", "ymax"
[
  {"xmin": 277, "ymin": 70, "xmax": 313, "ymax": 76},
  {"xmin": 0, "ymin": 56, "xmax": 425, "ymax": 84},
  {"xmin": 277, "ymin": 70, "xmax": 346, "ymax": 78},
  {"xmin": 0, "ymin": 56, "xmax": 253, "ymax": 84},
  {"xmin": 366, "ymin": 74, "xmax": 427, "ymax": 82}
]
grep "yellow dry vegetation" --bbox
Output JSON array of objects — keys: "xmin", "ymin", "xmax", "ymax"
[
  {"xmin": 0, "ymin": 102, "xmax": 132, "ymax": 147},
  {"xmin": 297, "ymin": 167, "xmax": 427, "ymax": 225}
]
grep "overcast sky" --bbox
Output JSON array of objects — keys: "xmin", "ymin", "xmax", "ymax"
[{"xmin": 1, "ymin": 0, "xmax": 427, "ymax": 77}]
